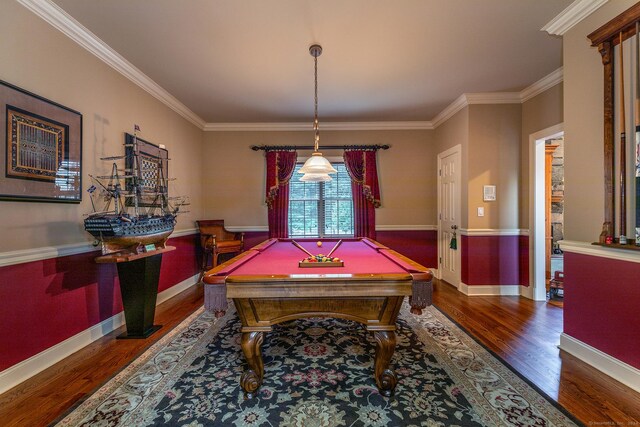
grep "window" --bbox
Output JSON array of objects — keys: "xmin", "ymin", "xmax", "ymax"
[{"xmin": 289, "ymin": 163, "xmax": 354, "ymax": 237}]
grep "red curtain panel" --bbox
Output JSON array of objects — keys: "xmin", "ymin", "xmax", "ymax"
[
  {"xmin": 344, "ymin": 150, "xmax": 381, "ymax": 239},
  {"xmin": 266, "ymin": 150, "xmax": 298, "ymax": 238}
]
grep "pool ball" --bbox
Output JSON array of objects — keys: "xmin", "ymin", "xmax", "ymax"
[{"xmin": 317, "ymin": 241, "xmax": 322, "ymax": 247}]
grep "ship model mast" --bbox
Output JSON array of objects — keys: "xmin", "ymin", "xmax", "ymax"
[{"xmin": 84, "ymin": 125, "xmax": 188, "ymax": 255}]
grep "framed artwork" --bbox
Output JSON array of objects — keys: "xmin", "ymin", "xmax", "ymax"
[
  {"xmin": 483, "ymin": 185, "xmax": 496, "ymax": 202},
  {"xmin": 124, "ymin": 133, "xmax": 168, "ymax": 208},
  {"xmin": 1, "ymin": 80, "xmax": 82, "ymax": 203}
]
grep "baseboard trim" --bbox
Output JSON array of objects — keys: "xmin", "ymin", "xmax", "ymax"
[
  {"xmin": 559, "ymin": 333, "xmax": 640, "ymax": 393},
  {"xmin": 0, "ymin": 273, "xmax": 199, "ymax": 395},
  {"xmin": 458, "ymin": 282, "xmax": 521, "ymax": 296}
]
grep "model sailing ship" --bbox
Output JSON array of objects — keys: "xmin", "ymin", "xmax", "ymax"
[{"xmin": 84, "ymin": 125, "xmax": 187, "ymax": 255}]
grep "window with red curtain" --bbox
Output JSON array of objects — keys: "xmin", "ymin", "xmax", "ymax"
[
  {"xmin": 265, "ymin": 150, "xmax": 297, "ymax": 238},
  {"xmin": 343, "ymin": 150, "xmax": 381, "ymax": 239},
  {"xmin": 288, "ymin": 162, "xmax": 354, "ymax": 237}
]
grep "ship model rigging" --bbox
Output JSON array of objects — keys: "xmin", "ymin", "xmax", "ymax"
[{"xmin": 84, "ymin": 125, "xmax": 188, "ymax": 255}]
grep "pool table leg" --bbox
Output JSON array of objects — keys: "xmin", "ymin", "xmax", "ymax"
[
  {"xmin": 240, "ymin": 331, "xmax": 264, "ymax": 398},
  {"xmin": 373, "ymin": 330, "xmax": 398, "ymax": 397}
]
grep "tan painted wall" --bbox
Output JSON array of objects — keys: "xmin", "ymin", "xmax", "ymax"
[
  {"xmin": 434, "ymin": 107, "xmax": 469, "ymax": 228},
  {"xmin": 520, "ymin": 83, "xmax": 564, "ymax": 227},
  {"xmin": 201, "ymin": 130, "xmax": 436, "ymax": 227},
  {"xmin": 468, "ymin": 104, "xmax": 522, "ymax": 229},
  {"xmin": 563, "ymin": 0, "xmax": 637, "ymax": 242},
  {"xmin": 0, "ymin": 2, "xmax": 203, "ymax": 252}
]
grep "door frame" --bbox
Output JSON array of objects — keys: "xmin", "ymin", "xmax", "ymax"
[
  {"xmin": 437, "ymin": 144, "xmax": 462, "ymax": 288},
  {"xmin": 525, "ymin": 123, "xmax": 563, "ymax": 301}
]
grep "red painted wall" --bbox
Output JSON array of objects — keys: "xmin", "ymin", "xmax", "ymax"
[
  {"xmin": 519, "ymin": 235, "xmax": 529, "ymax": 286},
  {"xmin": 0, "ymin": 234, "xmax": 199, "ymax": 371},
  {"xmin": 563, "ymin": 252, "xmax": 640, "ymax": 369},
  {"xmin": 375, "ymin": 230, "xmax": 438, "ymax": 269},
  {"xmin": 461, "ymin": 234, "xmax": 522, "ymax": 286},
  {"xmin": 240, "ymin": 230, "xmax": 438, "ymax": 270}
]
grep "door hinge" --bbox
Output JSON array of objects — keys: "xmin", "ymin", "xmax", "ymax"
[
  {"xmin": 439, "ymin": 257, "xmax": 442, "ymax": 264},
  {"xmin": 439, "ymin": 213, "xmax": 442, "ymax": 220},
  {"xmin": 439, "ymin": 169, "xmax": 442, "ymax": 176}
]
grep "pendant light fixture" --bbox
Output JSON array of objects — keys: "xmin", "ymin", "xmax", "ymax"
[{"xmin": 298, "ymin": 44, "xmax": 337, "ymax": 182}]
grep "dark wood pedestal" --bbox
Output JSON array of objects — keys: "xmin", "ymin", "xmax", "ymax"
[{"xmin": 96, "ymin": 246, "xmax": 175, "ymax": 339}]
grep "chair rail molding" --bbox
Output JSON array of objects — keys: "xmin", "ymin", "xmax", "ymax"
[{"xmin": 0, "ymin": 228, "xmax": 197, "ymax": 267}]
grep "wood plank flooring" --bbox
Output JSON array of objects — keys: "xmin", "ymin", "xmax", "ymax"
[
  {"xmin": 432, "ymin": 280, "xmax": 640, "ymax": 426},
  {"xmin": 0, "ymin": 280, "xmax": 638, "ymax": 425}
]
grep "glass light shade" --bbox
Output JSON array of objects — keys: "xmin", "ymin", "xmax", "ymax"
[
  {"xmin": 298, "ymin": 152, "xmax": 337, "ymax": 175},
  {"xmin": 299, "ymin": 172, "xmax": 332, "ymax": 182}
]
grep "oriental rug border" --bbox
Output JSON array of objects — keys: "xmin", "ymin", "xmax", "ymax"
[{"xmin": 55, "ymin": 303, "xmax": 581, "ymax": 426}]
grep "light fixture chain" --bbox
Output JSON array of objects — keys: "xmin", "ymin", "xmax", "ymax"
[{"xmin": 314, "ymin": 54, "xmax": 319, "ymax": 151}]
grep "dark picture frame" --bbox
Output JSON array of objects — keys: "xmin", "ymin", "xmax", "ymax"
[
  {"xmin": 124, "ymin": 133, "xmax": 168, "ymax": 208},
  {"xmin": 0, "ymin": 80, "xmax": 82, "ymax": 203}
]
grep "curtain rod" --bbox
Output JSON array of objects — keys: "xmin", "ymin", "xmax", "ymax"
[{"xmin": 250, "ymin": 144, "xmax": 390, "ymax": 152}]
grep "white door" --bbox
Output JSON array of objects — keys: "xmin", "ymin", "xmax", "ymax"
[{"xmin": 438, "ymin": 145, "xmax": 461, "ymax": 287}]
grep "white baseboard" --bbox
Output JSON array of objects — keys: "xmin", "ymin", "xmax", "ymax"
[
  {"xmin": 0, "ymin": 273, "xmax": 199, "ymax": 395},
  {"xmin": 458, "ymin": 282, "xmax": 521, "ymax": 296},
  {"xmin": 560, "ymin": 333, "xmax": 640, "ymax": 393}
]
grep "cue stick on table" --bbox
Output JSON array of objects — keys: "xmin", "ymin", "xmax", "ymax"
[
  {"xmin": 327, "ymin": 240, "xmax": 342, "ymax": 257},
  {"xmin": 291, "ymin": 240, "xmax": 315, "ymax": 257}
]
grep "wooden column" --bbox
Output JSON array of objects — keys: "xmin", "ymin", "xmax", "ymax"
[{"xmin": 588, "ymin": 3, "xmax": 640, "ymax": 243}]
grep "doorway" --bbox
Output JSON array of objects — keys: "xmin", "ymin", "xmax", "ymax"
[
  {"xmin": 527, "ymin": 124, "xmax": 563, "ymax": 301},
  {"xmin": 437, "ymin": 145, "xmax": 461, "ymax": 288},
  {"xmin": 546, "ymin": 138, "xmax": 564, "ymax": 304}
]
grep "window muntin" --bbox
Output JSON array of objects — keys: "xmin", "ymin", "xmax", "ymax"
[{"xmin": 289, "ymin": 163, "xmax": 354, "ymax": 237}]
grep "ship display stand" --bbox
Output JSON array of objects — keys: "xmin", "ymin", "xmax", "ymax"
[
  {"xmin": 85, "ymin": 126, "xmax": 187, "ymax": 339},
  {"xmin": 95, "ymin": 244, "xmax": 175, "ymax": 339}
]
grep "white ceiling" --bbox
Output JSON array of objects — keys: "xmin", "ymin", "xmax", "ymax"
[{"xmin": 51, "ymin": 0, "xmax": 572, "ymax": 124}]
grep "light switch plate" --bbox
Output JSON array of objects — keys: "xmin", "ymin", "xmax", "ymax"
[{"xmin": 477, "ymin": 207, "xmax": 484, "ymax": 217}]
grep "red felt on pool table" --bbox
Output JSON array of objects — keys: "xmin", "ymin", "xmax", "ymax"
[{"xmin": 228, "ymin": 240, "xmax": 406, "ymax": 275}]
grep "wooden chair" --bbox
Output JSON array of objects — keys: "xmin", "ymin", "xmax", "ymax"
[{"xmin": 197, "ymin": 220, "xmax": 244, "ymax": 280}]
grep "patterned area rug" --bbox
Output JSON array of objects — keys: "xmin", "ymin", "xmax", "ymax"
[{"xmin": 57, "ymin": 303, "xmax": 579, "ymax": 426}]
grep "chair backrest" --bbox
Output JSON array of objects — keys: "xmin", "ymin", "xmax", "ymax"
[{"xmin": 197, "ymin": 220, "xmax": 238, "ymax": 241}]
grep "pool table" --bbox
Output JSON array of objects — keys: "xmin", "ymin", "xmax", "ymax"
[{"xmin": 203, "ymin": 237, "xmax": 433, "ymax": 397}]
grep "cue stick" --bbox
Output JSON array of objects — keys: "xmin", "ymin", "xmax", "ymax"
[
  {"xmin": 291, "ymin": 240, "xmax": 315, "ymax": 257},
  {"xmin": 327, "ymin": 240, "xmax": 343, "ymax": 258},
  {"xmin": 620, "ymin": 31, "xmax": 627, "ymax": 237}
]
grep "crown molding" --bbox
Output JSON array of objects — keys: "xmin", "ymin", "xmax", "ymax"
[
  {"xmin": 20, "ymin": 0, "xmax": 563, "ymax": 134},
  {"xmin": 431, "ymin": 94, "xmax": 469, "ymax": 129},
  {"xmin": 203, "ymin": 121, "xmax": 434, "ymax": 132},
  {"xmin": 465, "ymin": 92, "xmax": 522, "ymax": 105},
  {"xmin": 542, "ymin": 0, "xmax": 609, "ymax": 36},
  {"xmin": 17, "ymin": 0, "xmax": 206, "ymax": 130},
  {"xmin": 430, "ymin": 92, "xmax": 521, "ymax": 129},
  {"xmin": 520, "ymin": 67, "xmax": 564, "ymax": 102}
]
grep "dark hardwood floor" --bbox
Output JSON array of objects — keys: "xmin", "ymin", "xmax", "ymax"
[
  {"xmin": 433, "ymin": 280, "xmax": 640, "ymax": 425},
  {"xmin": 1, "ymin": 280, "xmax": 638, "ymax": 426}
]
